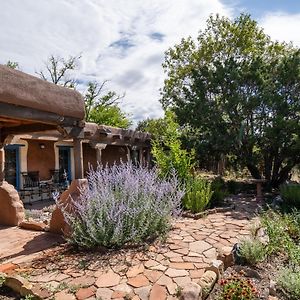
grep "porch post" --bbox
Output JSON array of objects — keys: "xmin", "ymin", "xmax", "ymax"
[
  {"xmin": 139, "ymin": 148, "xmax": 144, "ymax": 167},
  {"xmin": 0, "ymin": 147, "xmax": 4, "ymax": 185},
  {"xmin": 145, "ymin": 148, "xmax": 151, "ymax": 167},
  {"xmin": 126, "ymin": 146, "xmax": 131, "ymax": 162},
  {"xmin": 73, "ymin": 138, "xmax": 84, "ymax": 179},
  {"xmin": 94, "ymin": 143, "xmax": 107, "ymax": 164}
]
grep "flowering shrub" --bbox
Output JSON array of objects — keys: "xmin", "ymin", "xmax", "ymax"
[
  {"xmin": 219, "ymin": 275, "xmax": 259, "ymax": 300},
  {"xmin": 58, "ymin": 163, "xmax": 183, "ymax": 248}
]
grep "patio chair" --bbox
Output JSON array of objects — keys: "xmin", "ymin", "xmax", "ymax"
[
  {"xmin": 50, "ymin": 169, "xmax": 69, "ymax": 194},
  {"xmin": 20, "ymin": 171, "xmax": 41, "ymax": 204}
]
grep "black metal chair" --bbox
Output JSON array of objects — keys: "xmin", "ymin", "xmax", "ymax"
[
  {"xmin": 20, "ymin": 171, "xmax": 41, "ymax": 204},
  {"xmin": 50, "ymin": 169, "xmax": 69, "ymax": 194}
]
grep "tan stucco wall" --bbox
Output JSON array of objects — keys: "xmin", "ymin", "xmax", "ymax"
[
  {"xmin": 82, "ymin": 143, "xmax": 97, "ymax": 176},
  {"xmin": 26, "ymin": 139, "xmax": 55, "ymax": 180}
]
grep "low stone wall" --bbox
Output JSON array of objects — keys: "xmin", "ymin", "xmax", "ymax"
[{"xmin": 0, "ymin": 181, "xmax": 25, "ymax": 226}]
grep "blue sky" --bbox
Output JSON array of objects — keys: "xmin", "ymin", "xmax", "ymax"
[{"xmin": 0, "ymin": 0, "xmax": 299, "ymax": 126}]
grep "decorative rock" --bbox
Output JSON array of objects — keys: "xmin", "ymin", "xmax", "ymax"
[
  {"xmin": 149, "ymin": 284, "xmax": 167, "ymax": 300},
  {"xmin": 96, "ymin": 271, "xmax": 120, "ymax": 288},
  {"xmin": 205, "ymin": 260, "xmax": 224, "ymax": 279},
  {"xmin": 0, "ymin": 263, "xmax": 17, "ymax": 274},
  {"xmin": 256, "ymin": 227, "xmax": 269, "ymax": 245},
  {"xmin": 269, "ymin": 280, "xmax": 277, "ymax": 296},
  {"xmin": 55, "ymin": 290, "xmax": 76, "ymax": 300},
  {"xmin": 189, "ymin": 241, "xmax": 211, "ymax": 254},
  {"xmin": 169, "ymin": 263, "xmax": 194, "ymax": 270},
  {"xmin": 180, "ymin": 282, "xmax": 202, "ymax": 300},
  {"xmin": 135, "ymin": 286, "xmax": 151, "ymax": 300},
  {"xmin": 76, "ymin": 286, "xmax": 95, "ymax": 300},
  {"xmin": 19, "ymin": 220, "xmax": 47, "ymax": 231},
  {"xmin": 165, "ymin": 268, "xmax": 189, "ymax": 278},
  {"xmin": 0, "ymin": 181, "xmax": 25, "ymax": 226},
  {"xmin": 5, "ymin": 275, "xmax": 27, "ymax": 293},
  {"xmin": 217, "ymin": 246, "xmax": 234, "ymax": 268},
  {"xmin": 96, "ymin": 287, "xmax": 113, "ymax": 300},
  {"xmin": 126, "ymin": 264, "xmax": 145, "ymax": 278},
  {"xmin": 198, "ymin": 271, "xmax": 217, "ymax": 298},
  {"xmin": 127, "ymin": 274, "xmax": 150, "ymax": 288}
]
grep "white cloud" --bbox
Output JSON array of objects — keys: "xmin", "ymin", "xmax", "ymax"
[
  {"xmin": 0, "ymin": 0, "xmax": 231, "ymax": 125},
  {"xmin": 260, "ymin": 12, "xmax": 300, "ymax": 47}
]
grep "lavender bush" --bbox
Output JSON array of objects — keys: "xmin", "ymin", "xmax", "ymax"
[{"xmin": 58, "ymin": 163, "xmax": 183, "ymax": 249}]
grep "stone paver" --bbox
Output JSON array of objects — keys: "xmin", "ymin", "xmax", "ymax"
[{"xmin": 1, "ymin": 196, "xmax": 257, "ymax": 299}]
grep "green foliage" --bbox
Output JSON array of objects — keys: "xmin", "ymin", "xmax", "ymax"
[
  {"xmin": 239, "ymin": 239, "xmax": 267, "ymax": 265},
  {"xmin": 280, "ymin": 184, "xmax": 300, "ymax": 209},
  {"xmin": 161, "ymin": 13, "xmax": 300, "ymax": 188},
  {"xmin": 6, "ymin": 60, "xmax": 19, "ymax": 69},
  {"xmin": 183, "ymin": 177, "xmax": 213, "ymax": 213},
  {"xmin": 0, "ymin": 273, "xmax": 6, "ymax": 287},
  {"xmin": 210, "ymin": 177, "xmax": 228, "ymax": 207},
  {"xmin": 219, "ymin": 274, "xmax": 258, "ymax": 299},
  {"xmin": 151, "ymin": 111, "xmax": 195, "ymax": 182},
  {"xmin": 261, "ymin": 210, "xmax": 300, "ymax": 264},
  {"xmin": 84, "ymin": 81, "xmax": 132, "ymax": 128},
  {"xmin": 278, "ymin": 267, "xmax": 300, "ymax": 300}
]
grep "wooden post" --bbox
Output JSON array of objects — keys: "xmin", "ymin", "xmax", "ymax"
[
  {"xmin": 73, "ymin": 139, "xmax": 84, "ymax": 179},
  {"xmin": 145, "ymin": 148, "xmax": 151, "ymax": 167},
  {"xmin": 93, "ymin": 143, "xmax": 107, "ymax": 164},
  {"xmin": 0, "ymin": 147, "xmax": 4, "ymax": 185},
  {"xmin": 126, "ymin": 146, "xmax": 131, "ymax": 162},
  {"xmin": 139, "ymin": 148, "xmax": 144, "ymax": 167}
]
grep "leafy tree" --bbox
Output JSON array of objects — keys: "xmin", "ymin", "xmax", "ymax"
[
  {"xmin": 36, "ymin": 54, "xmax": 81, "ymax": 88},
  {"xmin": 147, "ymin": 111, "xmax": 195, "ymax": 182},
  {"xmin": 37, "ymin": 55, "xmax": 131, "ymax": 128},
  {"xmin": 84, "ymin": 81, "xmax": 131, "ymax": 128},
  {"xmin": 6, "ymin": 61, "xmax": 19, "ymax": 69},
  {"xmin": 161, "ymin": 14, "xmax": 300, "ymax": 188}
]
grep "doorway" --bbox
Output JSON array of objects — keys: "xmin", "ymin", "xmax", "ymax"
[
  {"xmin": 4, "ymin": 145, "xmax": 20, "ymax": 190},
  {"xmin": 58, "ymin": 146, "xmax": 72, "ymax": 182}
]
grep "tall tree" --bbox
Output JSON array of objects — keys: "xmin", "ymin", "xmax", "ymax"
[
  {"xmin": 6, "ymin": 61, "xmax": 19, "ymax": 69},
  {"xmin": 84, "ymin": 81, "xmax": 131, "ymax": 128},
  {"xmin": 161, "ymin": 14, "xmax": 300, "ymax": 187},
  {"xmin": 36, "ymin": 54, "xmax": 81, "ymax": 88}
]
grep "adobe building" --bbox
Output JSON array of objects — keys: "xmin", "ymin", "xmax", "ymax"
[{"xmin": 0, "ymin": 65, "xmax": 151, "ymax": 226}]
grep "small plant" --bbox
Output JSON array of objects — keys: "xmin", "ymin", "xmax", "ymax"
[
  {"xmin": 0, "ymin": 273, "xmax": 6, "ymax": 287},
  {"xmin": 57, "ymin": 163, "xmax": 183, "ymax": 248},
  {"xmin": 239, "ymin": 239, "xmax": 267, "ymax": 265},
  {"xmin": 21, "ymin": 295, "xmax": 35, "ymax": 300},
  {"xmin": 280, "ymin": 184, "xmax": 300, "ymax": 209},
  {"xmin": 219, "ymin": 275, "xmax": 259, "ymax": 300},
  {"xmin": 278, "ymin": 267, "xmax": 300, "ymax": 300},
  {"xmin": 210, "ymin": 176, "xmax": 228, "ymax": 207},
  {"xmin": 183, "ymin": 177, "xmax": 213, "ymax": 213}
]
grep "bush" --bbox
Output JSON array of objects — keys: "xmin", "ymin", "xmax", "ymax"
[
  {"xmin": 210, "ymin": 176, "xmax": 228, "ymax": 207},
  {"xmin": 280, "ymin": 184, "xmax": 300, "ymax": 209},
  {"xmin": 239, "ymin": 239, "xmax": 267, "ymax": 265},
  {"xmin": 58, "ymin": 163, "xmax": 183, "ymax": 248},
  {"xmin": 278, "ymin": 267, "xmax": 300, "ymax": 300},
  {"xmin": 219, "ymin": 274, "xmax": 259, "ymax": 299},
  {"xmin": 183, "ymin": 177, "xmax": 213, "ymax": 213}
]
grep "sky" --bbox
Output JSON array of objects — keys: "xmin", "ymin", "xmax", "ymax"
[{"xmin": 0, "ymin": 0, "xmax": 299, "ymax": 126}]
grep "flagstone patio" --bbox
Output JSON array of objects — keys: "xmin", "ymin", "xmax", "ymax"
[{"xmin": 0, "ymin": 195, "xmax": 259, "ymax": 300}]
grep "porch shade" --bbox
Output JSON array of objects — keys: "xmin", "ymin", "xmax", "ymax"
[{"xmin": 0, "ymin": 65, "xmax": 85, "ymax": 138}]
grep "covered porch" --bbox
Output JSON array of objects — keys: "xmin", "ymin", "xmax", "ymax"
[{"xmin": 0, "ymin": 64, "xmax": 85, "ymax": 226}]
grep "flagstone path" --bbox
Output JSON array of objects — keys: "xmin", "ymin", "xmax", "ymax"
[{"xmin": 1, "ymin": 195, "xmax": 259, "ymax": 300}]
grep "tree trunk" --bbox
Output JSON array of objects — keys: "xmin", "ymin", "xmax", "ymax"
[{"xmin": 246, "ymin": 163, "xmax": 261, "ymax": 179}]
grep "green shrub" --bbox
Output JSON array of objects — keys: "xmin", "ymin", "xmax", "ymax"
[
  {"xmin": 280, "ymin": 184, "xmax": 300, "ymax": 209},
  {"xmin": 183, "ymin": 177, "xmax": 213, "ymax": 213},
  {"xmin": 261, "ymin": 210, "xmax": 300, "ymax": 264},
  {"xmin": 278, "ymin": 267, "xmax": 300, "ymax": 300},
  {"xmin": 239, "ymin": 239, "xmax": 267, "ymax": 265},
  {"xmin": 219, "ymin": 274, "xmax": 258, "ymax": 299},
  {"xmin": 210, "ymin": 176, "xmax": 228, "ymax": 207},
  {"xmin": 0, "ymin": 273, "xmax": 6, "ymax": 287}
]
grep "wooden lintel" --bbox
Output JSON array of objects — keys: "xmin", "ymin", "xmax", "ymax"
[
  {"xmin": 2, "ymin": 123, "xmax": 57, "ymax": 136},
  {"xmin": 0, "ymin": 102, "xmax": 83, "ymax": 127}
]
